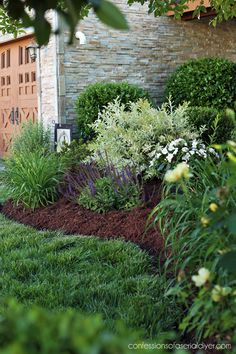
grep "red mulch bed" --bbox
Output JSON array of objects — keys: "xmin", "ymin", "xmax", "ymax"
[{"xmin": 1, "ymin": 181, "xmax": 164, "ymax": 256}]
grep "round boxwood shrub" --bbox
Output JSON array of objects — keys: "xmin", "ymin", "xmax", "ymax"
[
  {"xmin": 166, "ymin": 58, "xmax": 236, "ymax": 109},
  {"xmin": 75, "ymin": 81, "xmax": 151, "ymax": 141},
  {"xmin": 187, "ymin": 106, "xmax": 235, "ymax": 144}
]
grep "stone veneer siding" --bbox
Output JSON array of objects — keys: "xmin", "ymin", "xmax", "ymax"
[
  {"xmin": 39, "ymin": 13, "xmax": 58, "ymax": 134},
  {"xmin": 57, "ymin": 0, "xmax": 236, "ymax": 132},
  {"xmin": 1, "ymin": 4, "xmax": 236, "ymax": 133},
  {"xmin": 40, "ymin": 37, "xmax": 58, "ymax": 129}
]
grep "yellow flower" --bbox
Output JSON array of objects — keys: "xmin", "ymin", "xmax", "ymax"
[
  {"xmin": 201, "ymin": 217, "xmax": 210, "ymax": 227},
  {"xmin": 227, "ymin": 140, "xmax": 236, "ymax": 148},
  {"xmin": 218, "ymin": 248, "xmax": 231, "ymax": 255},
  {"xmin": 212, "ymin": 285, "xmax": 232, "ymax": 302},
  {"xmin": 209, "ymin": 203, "xmax": 218, "ymax": 212},
  {"xmin": 192, "ymin": 268, "xmax": 210, "ymax": 287},
  {"xmin": 164, "ymin": 163, "xmax": 190, "ymax": 183}
]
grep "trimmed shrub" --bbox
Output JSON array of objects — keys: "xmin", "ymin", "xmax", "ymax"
[
  {"xmin": 187, "ymin": 107, "xmax": 235, "ymax": 144},
  {"xmin": 75, "ymin": 81, "xmax": 151, "ymax": 140},
  {"xmin": 165, "ymin": 58, "xmax": 236, "ymax": 109}
]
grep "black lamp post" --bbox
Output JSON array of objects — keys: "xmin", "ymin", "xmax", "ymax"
[{"xmin": 26, "ymin": 43, "xmax": 39, "ymax": 62}]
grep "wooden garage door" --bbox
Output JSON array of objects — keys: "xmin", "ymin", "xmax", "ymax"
[{"xmin": 0, "ymin": 36, "xmax": 38, "ymax": 157}]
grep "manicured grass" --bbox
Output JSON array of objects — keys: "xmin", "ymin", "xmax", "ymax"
[{"xmin": 0, "ymin": 214, "xmax": 179, "ymax": 337}]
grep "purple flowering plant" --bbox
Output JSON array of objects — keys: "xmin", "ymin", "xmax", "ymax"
[{"xmin": 60, "ymin": 154, "xmax": 142, "ymax": 212}]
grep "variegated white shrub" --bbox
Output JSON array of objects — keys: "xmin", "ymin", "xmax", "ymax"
[{"xmin": 89, "ymin": 99, "xmax": 200, "ymax": 177}]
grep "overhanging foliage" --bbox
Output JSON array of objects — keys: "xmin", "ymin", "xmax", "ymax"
[{"xmin": 0, "ymin": 0, "xmax": 235, "ymax": 46}]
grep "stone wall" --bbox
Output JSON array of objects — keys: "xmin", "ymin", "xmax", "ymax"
[
  {"xmin": 40, "ymin": 36, "xmax": 58, "ymax": 129},
  {"xmin": 39, "ymin": 12, "xmax": 59, "ymax": 136},
  {"xmin": 60, "ymin": 0, "xmax": 236, "ymax": 132}
]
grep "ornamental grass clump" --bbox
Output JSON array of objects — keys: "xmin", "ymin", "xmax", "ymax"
[
  {"xmin": 4, "ymin": 151, "xmax": 66, "ymax": 209},
  {"xmin": 4, "ymin": 121, "xmax": 65, "ymax": 210},
  {"xmin": 89, "ymin": 98, "xmax": 199, "ymax": 177},
  {"xmin": 11, "ymin": 120, "xmax": 51, "ymax": 155}
]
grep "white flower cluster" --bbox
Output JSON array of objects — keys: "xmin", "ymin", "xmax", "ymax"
[{"xmin": 151, "ymin": 138, "xmax": 218, "ymax": 167}]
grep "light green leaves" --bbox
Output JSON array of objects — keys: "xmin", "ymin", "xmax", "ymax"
[
  {"xmin": 0, "ymin": 0, "xmax": 128, "ymax": 46},
  {"xmin": 95, "ymin": 0, "xmax": 129, "ymax": 30}
]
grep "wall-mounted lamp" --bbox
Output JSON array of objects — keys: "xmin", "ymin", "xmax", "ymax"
[
  {"xmin": 26, "ymin": 42, "xmax": 39, "ymax": 61},
  {"xmin": 75, "ymin": 31, "xmax": 87, "ymax": 45}
]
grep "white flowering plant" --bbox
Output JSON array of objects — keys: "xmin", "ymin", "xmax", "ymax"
[
  {"xmin": 148, "ymin": 138, "xmax": 219, "ymax": 177},
  {"xmin": 88, "ymin": 99, "xmax": 201, "ymax": 177}
]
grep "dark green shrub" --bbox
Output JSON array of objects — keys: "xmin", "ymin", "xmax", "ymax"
[
  {"xmin": 166, "ymin": 58, "xmax": 236, "ymax": 109},
  {"xmin": 78, "ymin": 176, "xmax": 141, "ymax": 213},
  {"xmin": 58, "ymin": 139, "xmax": 90, "ymax": 168},
  {"xmin": 4, "ymin": 151, "xmax": 66, "ymax": 209},
  {"xmin": 0, "ymin": 299, "xmax": 159, "ymax": 354},
  {"xmin": 187, "ymin": 106, "xmax": 235, "ymax": 144},
  {"xmin": 75, "ymin": 81, "xmax": 151, "ymax": 140}
]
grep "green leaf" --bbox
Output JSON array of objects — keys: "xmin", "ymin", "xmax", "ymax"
[
  {"xmin": 218, "ymin": 251, "xmax": 236, "ymax": 273},
  {"xmin": 227, "ymin": 213, "xmax": 236, "ymax": 234},
  {"xmin": 95, "ymin": 0, "xmax": 129, "ymax": 30},
  {"xmin": 33, "ymin": 15, "xmax": 51, "ymax": 46}
]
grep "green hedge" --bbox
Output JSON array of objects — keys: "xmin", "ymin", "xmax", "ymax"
[
  {"xmin": 0, "ymin": 299, "xmax": 165, "ymax": 354},
  {"xmin": 75, "ymin": 81, "xmax": 150, "ymax": 141},
  {"xmin": 187, "ymin": 106, "xmax": 235, "ymax": 144},
  {"xmin": 166, "ymin": 58, "xmax": 236, "ymax": 109}
]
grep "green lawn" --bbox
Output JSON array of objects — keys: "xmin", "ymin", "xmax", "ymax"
[{"xmin": 0, "ymin": 214, "xmax": 179, "ymax": 337}]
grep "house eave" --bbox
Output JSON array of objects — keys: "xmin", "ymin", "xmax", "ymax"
[{"xmin": 0, "ymin": 28, "xmax": 34, "ymax": 45}]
